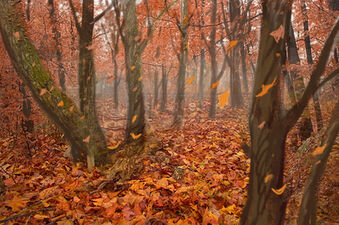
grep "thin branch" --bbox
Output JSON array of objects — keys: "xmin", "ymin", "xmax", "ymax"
[
  {"xmin": 94, "ymin": 2, "xmax": 113, "ymax": 23},
  {"xmin": 68, "ymin": 0, "xmax": 81, "ymax": 33},
  {"xmin": 317, "ymin": 66, "xmax": 339, "ymax": 90},
  {"xmin": 0, "ymin": 207, "xmax": 55, "ymax": 224}
]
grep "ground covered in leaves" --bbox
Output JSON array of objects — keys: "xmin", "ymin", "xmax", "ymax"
[{"xmin": 0, "ymin": 101, "xmax": 338, "ymax": 224}]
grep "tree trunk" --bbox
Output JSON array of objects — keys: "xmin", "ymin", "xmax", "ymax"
[
  {"xmin": 240, "ymin": 43, "xmax": 249, "ymax": 95},
  {"xmin": 173, "ymin": 0, "xmax": 188, "ymax": 127},
  {"xmin": 229, "ymin": 0, "xmax": 243, "ymax": 107},
  {"xmin": 160, "ymin": 64, "xmax": 168, "ymax": 112},
  {"xmin": 0, "ymin": 0, "xmax": 108, "ymax": 168},
  {"xmin": 301, "ymin": 0, "xmax": 323, "ymax": 132},
  {"xmin": 208, "ymin": 0, "xmax": 218, "ymax": 118},
  {"xmin": 240, "ymin": 2, "xmax": 290, "ymax": 224},
  {"xmin": 199, "ymin": 49, "xmax": 205, "ymax": 109},
  {"xmin": 153, "ymin": 68, "xmax": 159, "ymax": 109},
  {"xmin": 113, "ymin": 58, "xmax": 119, "ymax": 109},
  {"xmin": 298, "ymin": 101, "xmax": 339, "ymax": 225},
  {"xmin": 48, "ymin": 0, "xmax": 66, "ymax": 91},
  {"xmin": 288, "ymin": 24, "xmax": 313, "ymax": 141}
]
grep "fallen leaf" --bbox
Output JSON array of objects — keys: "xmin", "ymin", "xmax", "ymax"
[
  {"xmin": 264, "ymin": 174, "xmax": 273, "ymax": 183},
  {"xmin": 221, "ymin": 204, "xmax": 236, "ymax": 214},
  {"xmin": 211, "ymin": 81, "xmax": 219, "ymax": 89},
  {"xmin": 186, "ymin": 76, "xmax": 195, "ymax": 85},
  {"xmin": 131, "ymin": 133, "xmax": 142, "ymax": 139},
  {"xmin": 271, "ymin": 183, "xmax": 286, "ymax": 195},
  {"xmin": 6, "ymin": 196, "xmax": 28, "ymax": 211},
  {"xmin": 270, "ymin": 25, "xmax": 284, "ymax": 43},
  {"xmin": 108, "ymin": 141, "xmax": 121, "ymax": 150},
  {"xmin": 312, "ymin": 144, "xmax": 326, "ymax": 157},
  {"xmin": 132, "ymin": 115, "xmax": 137, "ymax": 123},
  {"xmin": 256, "ymin": 77, "xmax": 277, "ymax": 97},
  {"xmin": 69, "ymin": 106, "xmax": 74, "ymax": 112},
  {"xmin": 13, "ymin": 32, "xmax": 20, "ymax": 39},
  {"xmin": 218, "ymin": 90, "xmax": 230, "ymax": 109},
  {"xmin": 57, "ymin": 101, "xmax": 64, "ymax": 107},
  {"xmin": 40, "ymin": 88, "xmax": 47, "ymax": 96},
  {"xmin": 83, "ymin": 135, "xmax": 90, "ymax": 143},
  {"xmin": 34, "ymin": 214, "xmax": 50, "ymax": 219}
]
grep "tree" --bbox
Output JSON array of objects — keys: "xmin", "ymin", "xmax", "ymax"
[
  {"xmin": 240, "ymin": 0, "xmax": 339, "ymax": 224},
  {"xmin": 0, "ymin": 0, "xmax": 108, "ymax": 168}
]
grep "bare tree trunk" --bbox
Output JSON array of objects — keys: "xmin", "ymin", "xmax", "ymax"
[
  {"xmin": 48, "ymin": 0, "xmax": 66, "ymax": 91},
  {"xmin": 113, "ymin": 58, "xmax": 119, "ymax": 109},
  {"xmin": 298, "ymin": 101, "xmax": 339, "ymax": 225},
  {"xmin": 153, "ymin": 68, "xmax": 159, "ymax": 109},
  {"xmin": 173, "ymin": 0, "xmax": 188, "ymax": 127},
  {"xmin": 199, "ymin": 49, "xmax": 205, "ymax": 109},
  {"xmin": 240, "ymin": 43, "xmax": 249, "ymax": 95},
  {"xmin": 160, "ymin": 64, "xmax": 168, "ymax": 112}
]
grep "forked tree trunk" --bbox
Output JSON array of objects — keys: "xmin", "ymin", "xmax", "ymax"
[
  {"xmin": 173, "ymin": 0, "xmax": 188, "ymax": 127},
  {"xmin": 298, "ymin": 101, "xmax": 339, "ymax": 225},
  {"xmin": 0, "ymin": 0, "xmax": 108, "ymax": 168}
]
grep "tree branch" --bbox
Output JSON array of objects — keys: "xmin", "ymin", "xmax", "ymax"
[
  {"xmin": 68, "ymin": 0, "xmax": 81, "ymax": 33},
  {"xmin": 94, "ymin": 2, "xmax": 113, "ymax": 23}
]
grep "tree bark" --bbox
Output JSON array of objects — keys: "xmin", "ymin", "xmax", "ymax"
[
  {"xmin": 153, "ymin": 68, "xmax": 159, "ymax": 109},
  {"xmin": 173, "ymin": 0, "xmax": 188, "ymax": 127},
  {"xmin": 160, "ymin": 64, "xmax": 168, "ymax": 112},
  {"xmin": 199, "ymin": 49, "xmax": 205, "ymax": 109},
  {"xmin": 298, "ymin": 101, "xmax": 339, "ymax": 225},
  {"xmin": 0, "ymin": 0, "xmax": 108, "ymax": 168},
  {"xmin": 48, "ymin": 0, "xmax": 66, "ymax": 91},
  {"xmin": 240, "ymin": 42, "xmax": 249, "ymax": 95}
]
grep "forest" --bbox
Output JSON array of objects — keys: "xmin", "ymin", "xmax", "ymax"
[{"xmin": 0, "ymin": 0, "xmax": 338, "ymax": 224}]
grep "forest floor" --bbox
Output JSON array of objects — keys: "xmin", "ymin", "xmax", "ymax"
[{"xmin": 0, "ymin": 99, "xmax": 338, "ymax": 225}]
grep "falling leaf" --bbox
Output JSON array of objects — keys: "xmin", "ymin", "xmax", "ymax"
[
  {"xmin": 316, "ymin": 160, "xmax": 321, "ymax": 165},
  {"xmin": 57, "ymin": 101, "xmax": 64, "ymax": 107},
  {"xmin": 184, "ymin": 43, "xmax": 189, "ymax": 49},
  {"xmin": 40, "ymin": 88, "xmax": 47, "ymax": 96},
  {"xmin": 6, "ymin": 196, "xmax": 28, "ymax": 211},
  {"xmin": 218, "ymin": 90, "xmax": 230, "ymax": 109},
  {"xmin": 131, "ymin": 133, "xmax": 142, "ymax": 139},
  {"xmin": 264, "ymin": 174, "xmax": 273, "ymax": 183},
  {"xmin": 86, "ymin": 44, "xmax": 94, "ymax": 50},
  {"xmin": 258, "ymin": 121, "xmax": 266, "ymax": 129},
  {"xmin": 83, "ymin": 135, "xmax": 90, "ymax": 143},
  {"xmin": 132, "ymin": 115, "xmax": 137, "ymax": 123},
  {"xmin": 108, "ymin": 141, "xmax": 121, "ymax": 150},
  {"xmin": 138, "ymin": 76, "xmax": 142, "ymax": 81},
  {"xmin": 312, "ymin": 144, "xmax": 326, "ymax": 157},
  {"xmin": 13, "ymin": 32, "xmax": 20, "ymax": 39},
  {"xmin": 276, "ymin": 53, "xmax": 281, "ymax": 57},
  {"xmin": 182, "ymin": 15, "xmax": 189, "ymax": 25},
  {"xmin": 131, "ymin": 66, "xmax": 135, "ymax": 71},
  {"xmin": 186, "ymin": 76, "xmax": 195, "ymax": 85},
  {"xmin": 133, "ymin": 87, "xmax": 138, "ymax": 92},
  {"xmin": 106, "ymin": 76, "xmax": 115, "ymax": 83},
  {"xmin": 80, "ymin": 115, "xmax": 85, "ymax": 120},
  {"xmin": 226, "ymin": 40, "xmax": 238, "ymax": 54},
  {"xmin": 270, "ymin": 25, "xmax": 284, "ymax": 43},
  {"xmin": 271, "ymin": 183, "xmax": 286, "ymax": 195},
  {"xmin": 211, "ymin": 81, "xmax": 219, "ymax": 89},
  {"xmin": 256, "ymin": 77, "xmax": 277, "ymax": 97},
  {"xmin": 69, "ymin": 106, "xmax": 74, "ymax": 112}
]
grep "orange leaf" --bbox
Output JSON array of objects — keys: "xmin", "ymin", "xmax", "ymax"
[
  {"xmin": 138, "ymin": 76, "xmax": 143, "ymax": 81},
  {"xmin": 6, "ymin": 196, "xmax": 28, "ymax": 211},
  {"xmin": 13, "ymin": 32, "xmax": 20, "ymax": 39},
  {"xmin": 131, "ymin": 66, "xmax": 135, "ymax": 71},
  {"xmin": 258, "ymin": 121, "xmax": 266, "ymax": 129},
  {"xmin": 108, "ymin": 141, "xmax": 121, "ymax": 150},
  {"xmin": 256, "ymin": 77, "xmax": 277, "ymax": 97},
  {"xmin": 186, "ymin": 76, "xmax": 195, "ymax": 85},
  {"xmin": 69, "ymin": 106, "xmax": 74, "ymax": 112},
  {"xmin": 226, "ymin": 40, "xmax": 238, "ymax": 54},
  {"xmin": 211, "ymin": 81, "xmax": 219, "ymax": 89},
  {"xmin": 57, "ymin": 101, "xmax": 64, "ymax": 107},
  {"xmin": 106, "ymin": 76, "xmax": 115, "ymax": 83},
  {"xmin": 49, "ymin": 86, "xmax": 54, "ymax": 91},
  {"xmin": 133, "ymin": 87, "xmax": 138, "ymax": 92},
  {"xmin": 40, "ymin": 88, "xmax": 47, "ymax": 96},
  {"xmin": 132, "ymin": 115, "xmax": 137, "ymax": 123},
  {"xmin": 80, "ymin": 115, "xmax": 85, "ymax": 120},
  {"xmin": 83, "ymin": 135, "xmax": 90, "ymax": 143},
  {"xmin": 264, "ymin": 174, "xmax": 273, "ymax": 183},
  {"xmin": 312, "ymin": 144, "xmax": 326, "ymax": 157},
  {"xmin": 270, "ymin": 25, "xmax": 284, "ymax": 43},
  {"xmin": 130, "ymin": 133, "xmax": 142, "ymax": 139},
  {"xmin": 271, "ymin": 183, "xmax": 286, "ymax": 195},
  {"xmin": 218, "ymin": 90, "xmax": 230, "ymax": 109}
]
